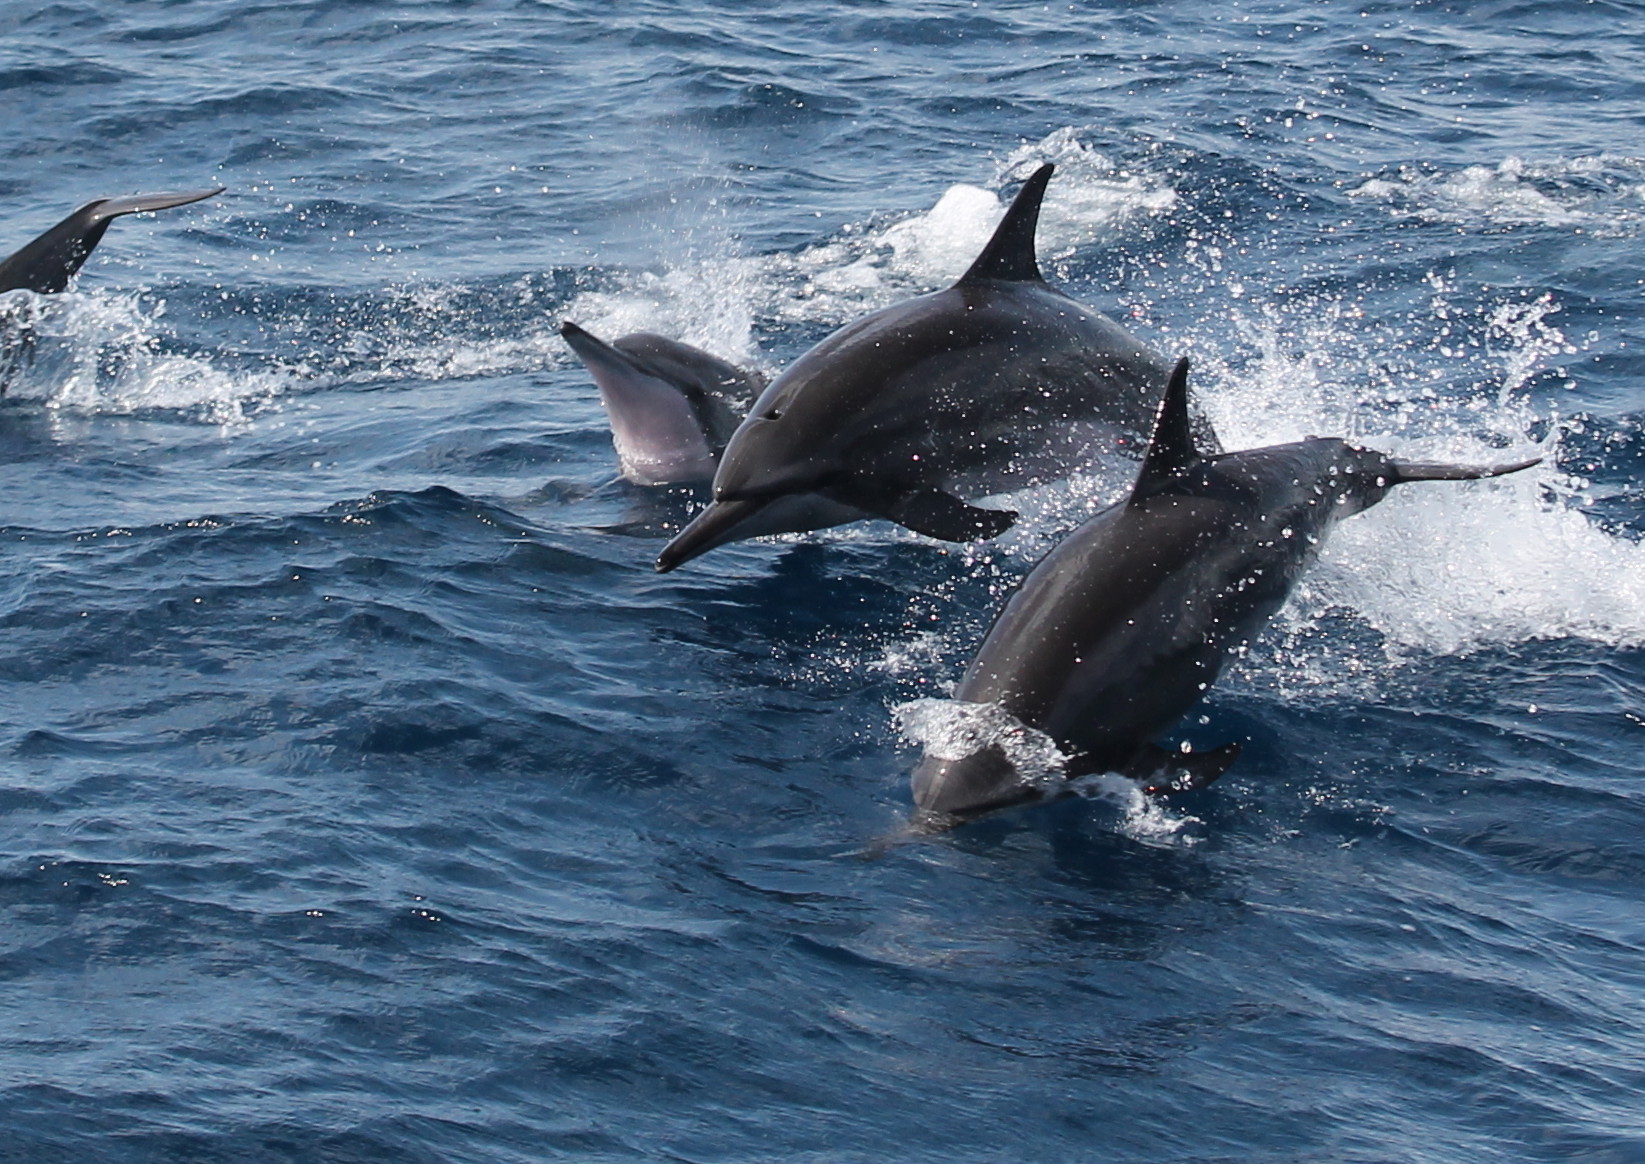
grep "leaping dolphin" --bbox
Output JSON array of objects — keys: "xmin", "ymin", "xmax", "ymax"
[
  {"xmin": 559, "ymin": 322, "xmax": 766, "ymax": 486},
  {"xmin": 656, "ymin": 163, "xmax": 1178, "ymax": 573},
  {"xmin": 910, "ymin": 357, "xmax": 1541, "ymax": 828},
  {"xmin": 0, "ymin": 188, "xmax": 225, "ymax": 295}
]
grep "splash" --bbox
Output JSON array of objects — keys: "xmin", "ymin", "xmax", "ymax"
[
  {"xmin": 309, "ymin": 279, "xmax": 575, "ymax": 386},
  {"xmin": 0, "ymin": 288, "xmax": 293, "ymax": 424},
  {"xmin": 556, "ymin": 127, "xmax": 1177, "ymax": 360},
  {"xmin": 1176, "ymin": 277, "xmax": 1645, "ymax": 661},
  {"xmin": 1068, "ymin": 773, "xmax": 1202, "ymax": 846},
  {"xmin": 891, "ymin": 698, "xmax": 1200, "ymax": 843},
  {"xmin": 559, "ymin": 260, "xmax": 763, "ymax": 369},
  {"xmin": 892, "ymin": 697, "xmax": 1069, "ymax": 782},
  {"xmin": 1313, "ymin": 470, "xmax": 1645, "ymax": 655}
]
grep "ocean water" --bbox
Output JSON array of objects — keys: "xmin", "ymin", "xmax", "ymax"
[{"xmin": 2, "ymin": 1, "xmax": 1644, "ymax": 1160}]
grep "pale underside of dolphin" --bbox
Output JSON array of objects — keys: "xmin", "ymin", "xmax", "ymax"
[
  {"xmin": 0, "ymin": 187, "xmax": 225, "ymax": 296},
  {"xmin": 559, "ymin": 321, "xmax": 764, "ymax": 487},
  {"xmin": 909, "ymin": 357, "xmax": 1542, "ymax": 828},
  {"xmin": 559, "ymin": 322, "xmax": 875, "ymax": 542},
  {"xmin": 656, "ymin": 162, "xmax": 1184, "ymax": 573}
]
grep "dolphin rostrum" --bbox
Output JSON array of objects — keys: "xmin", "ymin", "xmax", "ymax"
[
  {"xmin": 0, "ymin": 188, "xmax": 225, "ymax": 295},
  {"xmin": 910, "ymin": 357, "xmax": 1541, "ymax": 827},
  {"xmin": 656, "ymin": 163, "xmax": 1177, "ymax": 572},
  {"xmin": 560, "ymin": 322, "xmax": 766, "ymax": 486}
]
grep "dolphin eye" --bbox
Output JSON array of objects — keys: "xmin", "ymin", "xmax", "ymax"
[{"xmin": 763, "ymin": 407, "xmax": 783, "ymax": 421}]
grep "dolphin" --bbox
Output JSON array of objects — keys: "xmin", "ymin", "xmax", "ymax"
[
  {"xmin": 0, "ymin": 188, "xmax": 225, "ymax": 295},
  {"xmin": 559, "ymin": 322, "xmax": 767, "ymax": 486},
  {"xmin": 655, "ymin": 162, "xmax": 1177, "ymax": 573},
  {"xmin": 910, "ymin": 357, "xmax": 1541, "ymax": 827},
  {"xmin": 559, "ymin": 322, "xmax": 872, "ymax": 542}
]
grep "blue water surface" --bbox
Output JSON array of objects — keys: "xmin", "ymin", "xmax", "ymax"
[{"xmin": 2, "ymin": 1, "xmax": 1645, "ymax": 1161}]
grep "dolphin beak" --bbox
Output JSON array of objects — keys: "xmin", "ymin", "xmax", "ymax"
[
  {"xmin": 655, "ymin": 497, "xmax": 770, "ymax": 573},
  {"xmin": 1386, "ymin": 454, "xmax": 1543, "ymax": 483},
  {"xmin": 560, "ymin": 320, "xmax": 631, "ymax": 378}
]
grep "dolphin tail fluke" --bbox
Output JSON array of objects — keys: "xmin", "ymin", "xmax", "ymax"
[
  {"xmin": 0, "ymin": 186, "xmax": 225, "ymax": 295},
  {"xmin": 1386, "ymin": 454, "xmax": 1542, "ymax": 484},
  {"xmin": 884, "ymin": 488, "xmax": 1017, "ymax": 543},
  {"xmin": 1131, "ymin": 740, "xmax": 1242, "ymax": 796},
  {"xmin": 957, "ymin": 163, "xmax": 1053, "ymax": 284},
  {"xmin": 82, "ymin": 188, "xmax": 226, "ymax": 220}
]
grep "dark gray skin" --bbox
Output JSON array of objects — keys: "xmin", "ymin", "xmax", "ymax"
[
  {"xmin": 656, "ymin": 162, "xmax": 1174, "ymax": 572},
  {"xmin": 0, "ymin": 188, "xmax": 224, "ymax": 295},
  {"xmin": 911, "ymin": 358, "xmax": 1541, "ymax": 827},
  {"xmin": 560, "ymin": 322, "xmax": 764, "ymax": 486}
]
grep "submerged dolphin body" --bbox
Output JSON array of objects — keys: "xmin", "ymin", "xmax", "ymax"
[
  {"xmin": 910, "ymin": 358, "xmax": 1541, "ymax": 827},
  {"xmin": 656, "ymin": 163, "xmax": 1176, "ymax": 572},
  {"xmin": 559, "ymin": 322, "xmax": 766, "ymax": 486},
  {"xmin": 0, "ymin": 188, "xmax": 225, "ymax": 295}
]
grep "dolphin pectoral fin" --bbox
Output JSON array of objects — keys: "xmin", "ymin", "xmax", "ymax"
[
  {"xmin": 0, "ymin": 187, "xmax": 225, "ymax": 295},
  {"xmin": 884, "ymin": 489, "xmax": 1017, "ymax": 543},
  {"xmin": 1130, "ymin": 741, "xmax": 1242, "ymax": 796},
  {"xmin": 1386, "ymin": 454, "xmax": 1542, "ymax": 483}
]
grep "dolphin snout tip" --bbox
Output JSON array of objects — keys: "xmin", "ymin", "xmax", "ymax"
[{"xmin": 654, "ymin": 531, "xmax": 711, "ymax": 574}]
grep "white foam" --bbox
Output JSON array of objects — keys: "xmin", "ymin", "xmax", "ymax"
[
  {"xmin": 891, "ymin": 697, "xmax": 1200, "ymax": 842},
  {"xmin": 1314, "ymin": 469, "xmax": 1645, "ymax": 655},
  {"xmin": 558, "ymin": 261, "xmax": 763, "ymax": 369},
  {"xmin": 867, "ymin": 630, "xmax": 952, "ymax": 680},
  {"xmin": 1169, "ymin": 277, "xmax": 1645, "ymax": 664},
  {"xmin": 1068, "ymin": 773, "xmax": 1202, "ymax": 845},
  {"xmin": 1347, "ymin": 154, "xmax": 1645, "ymax": 234}
]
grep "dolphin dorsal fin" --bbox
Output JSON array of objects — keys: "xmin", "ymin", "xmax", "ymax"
[
  {"xmin": 957, "ymin": 163, "xmax": 1053, "ymax": 284},
  {"xmin": 1131, "ymin": 358, "xmax": 1205, "ymax": 500}
]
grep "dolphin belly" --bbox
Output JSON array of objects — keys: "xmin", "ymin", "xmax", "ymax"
[{"xmin": 601, "ymin": 374, "xmax": 720, "ymax": 486}]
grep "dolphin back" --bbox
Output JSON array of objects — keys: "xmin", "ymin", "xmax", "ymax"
[{"xmin": 0, "ymin": 187, "xmax": 224, "ymax": 295}]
